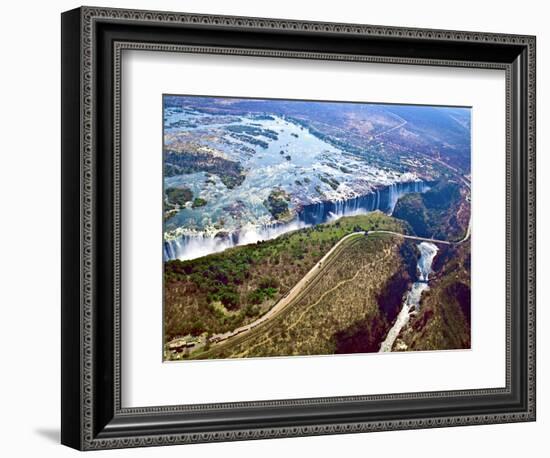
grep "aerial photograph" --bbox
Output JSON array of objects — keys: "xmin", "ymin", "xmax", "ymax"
[{"xmin": 162, "ymin": 95, "xmax": 471, "ymax": 361}]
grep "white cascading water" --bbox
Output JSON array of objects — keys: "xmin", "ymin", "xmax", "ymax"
[
  {"xmin": 164, "ymin": 220, "xmax": 309, "ymax": 261},
  {"xmin": 379, "ymin": 241, "xmax": 439, "ymax": 352},
  {"xmin": 164, "ymin": 180, "xmax": 430, "ymax": 261},
  {"xmin": 417, "ymin": 242, "xmax": 439, "ymax": 281}
]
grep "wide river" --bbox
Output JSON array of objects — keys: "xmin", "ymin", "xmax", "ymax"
[{"xmin": 163, "ymin": 108, "xmax": 429, "ymax": 261}]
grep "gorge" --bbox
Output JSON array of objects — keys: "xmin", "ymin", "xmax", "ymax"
[
  {"xmin": 379, "ymin": 241, "xmax": 439, "ymax": 352},
  {"xmin": 163, "ymin": 180, "xmax": 430, "ymax": 261}
]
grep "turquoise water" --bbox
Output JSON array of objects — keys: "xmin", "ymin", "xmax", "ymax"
[{"xmin": 164, "ymin": 108, "xmax": 411, "ymax": 235}]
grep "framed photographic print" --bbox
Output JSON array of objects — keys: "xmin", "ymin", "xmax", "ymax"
[{"xmin": 61, "ymin": 6, "xmax": 536, "ymax": 450}]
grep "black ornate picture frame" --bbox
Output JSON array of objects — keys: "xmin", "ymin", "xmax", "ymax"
[{"xmin": 61, "ymin": 6, "xmax": 536, "ymax": 450}]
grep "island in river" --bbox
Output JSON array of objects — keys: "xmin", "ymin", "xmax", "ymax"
[{"xmin": 162, "ymin": 95, "xmax": 471, "ymax": 361}]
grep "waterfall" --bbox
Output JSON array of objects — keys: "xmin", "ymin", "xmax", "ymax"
[
  {"xmin": 164, "ymin": 220, "xmax": 308, "ymax": 261},
  {"xmin": 379, "ymin": 241, "xmax": 439, "ymax": 353},
  {"xmin": 388, "ymin": 183, "xmax": 398, "ymax": 212},
  {"xmin": 417, "ymin": 242, "xmax": 439, "ymax": 282},
  {"xmin": 298, "ymin": 180, "xmax": 429, "ymax": 226},
  {"xmin": 164, "ymin": 180, "xmax": 430, "ymax": 261},
  {"xmin": 164, "ymin": 231, "xmax": 239, "ymax": 261}
]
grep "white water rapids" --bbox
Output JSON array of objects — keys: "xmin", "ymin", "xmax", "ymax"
[
  {"xmin": 164, "ymin": 181, "xmax": 430, "ymax": 261},
  {"xmin": 379, "ymin": 241, "xmax": 439, "ymax": 352}
]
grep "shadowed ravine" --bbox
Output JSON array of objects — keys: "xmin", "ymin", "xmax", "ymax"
[{"xmin": 379, "ymin": 241, "xmax": 439, "ymax": 352}]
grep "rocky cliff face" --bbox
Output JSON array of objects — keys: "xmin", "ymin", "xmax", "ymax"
[
  {"xmin": 396, "ymin": 243, "xmax": 471, "ymax": 351},
  {"xmin": 392, "ymin": 180, "xmax": 468, "ymax": 241},
  {"xmin": 164, "ymin": 180, "xmax": 429, "ymax": 261}
]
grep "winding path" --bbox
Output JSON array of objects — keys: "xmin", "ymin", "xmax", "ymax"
[
  {"xmin": 189, "ymin": 232, "xmax": 365, "ymax": 355},
  {"xmin": 366, "ymin": 230, "xmax": 452, "ymax": 245},
  {"xmin": 169, "ymin": 226, "xmax": 466, "ymax": 355},
  {"xmin": 168, "ymin": 169, "xmax": 472, "ymax": 356},
  {"xmin": 372, "ymin": 119, "xmax": 408, "ymax": 139}
]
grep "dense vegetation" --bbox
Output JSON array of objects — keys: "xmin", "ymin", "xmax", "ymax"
[
  {"xmin": 247, "ymin": 277, "xmax": 280, "ymax": 305},
  {"xmin": 164, "ymin": 213, "xmax": 406, "ymax": 345},
  {"xmin": 393, "ymin": 180, "xmax": 466, "ymax": 241},
  {"xmin": 165, "ymin": 187, "xmax": 193, "ymax": 206},
  {"xmin": 228, "ymin": 132, "xmax": 268, "ymax": 149},
  {"xmin": 164, "ymin": 163, "xmax": 184, "ymax": 177},
  {"xmin": 164, "ymin": 150, "xmax": 246, "ymax": 189},
  {"xmin": 226, "ymin": 124, "xmax": 279, "ymax": 140},
  {"xmin": 319, "ymin": 174, "xmax": 340, "ymax": 191},
  {"xmin": 263, "ymin": 189, "xmax": 291, "ymax": 221},
  {"xmin": 191, "ymin": 233, "xmax": 409, "ymax": 359},
  {"xmin": 191, "ymin": 197, "xmax": 207, "ymax": 208}
]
